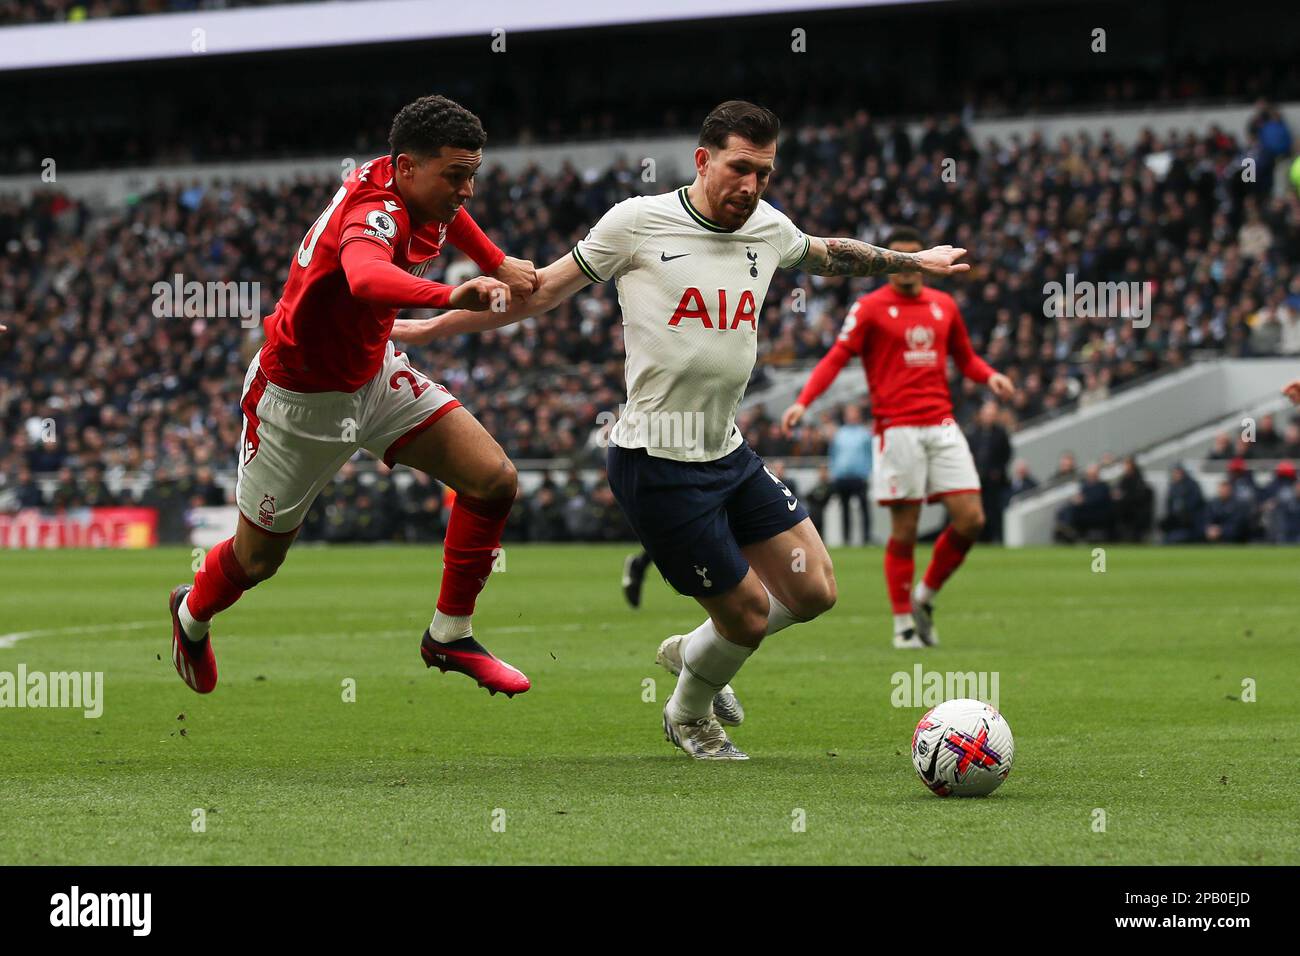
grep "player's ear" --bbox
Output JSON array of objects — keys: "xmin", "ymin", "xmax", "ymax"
[{"xmin": 694, "ymin": 145, "xmax": 711, "ymax": 176}]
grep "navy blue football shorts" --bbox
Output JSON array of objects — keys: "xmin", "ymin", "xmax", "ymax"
[{"xmin": 606, "ymin": 441, "xmax": 810, "ymax": 597}]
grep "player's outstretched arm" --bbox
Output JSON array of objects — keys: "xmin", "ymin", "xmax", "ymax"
[
  {"xmin": 391, "ymin": 255, "xmax": 593, "ymax": 345},
  {"xmin": 802, "ymin": 237, "xmax": 970, "ymax": 278}
]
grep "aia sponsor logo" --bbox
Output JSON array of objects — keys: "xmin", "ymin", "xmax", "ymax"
[{"xmin": 668, "ymin": 287, "xmax": 758, "ymax": 331}]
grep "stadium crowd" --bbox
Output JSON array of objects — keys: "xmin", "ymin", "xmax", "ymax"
[
  {"xmin": 3, "ymin": 107, "xmax": 1299, "ymax": 542},
  {"xmin": 1046, "ymin": 419, "xmax": 1300, "ymax": 545}
]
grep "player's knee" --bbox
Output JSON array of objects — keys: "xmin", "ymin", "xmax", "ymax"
[
  {"xmin": 891, "ymin": 521, "xmax": 919, "ymax": 545},
  {"xmin": 478, "ymin": 457, "xmax": 517, "ymax": 502},
  {"xmin": 958, "ymin": 509, "xmax": 986, "ymax": 540},
  {"xmin": 738, "ymin": 611, "xmax": 770, "ymax": 645},
  {"xmin": 725, "ymin": 592, "xmax": 771, "ymax": 645},
  {"xmin": 240, "ymin": 550, "xmax": 285, "ymax": 583},
  {"xmin": 787, "ymin": 571, "xmax": 837, "ymax": 621},
  {"xmin": 810, "ymin": 573, "xmax": 838, "ymax": 617}
]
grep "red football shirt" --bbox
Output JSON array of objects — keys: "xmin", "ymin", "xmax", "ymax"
[
  {"xmin": 259, "ymin": 155, "xmax": 502, "ymax": 392},
  {"xmin": 797, "ymin": 284, "xmax": 994, "ymax": 429}
]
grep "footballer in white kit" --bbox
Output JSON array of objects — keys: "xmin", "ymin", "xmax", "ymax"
[{"xmin": 393, "ymin": 100, "xmax": 973, "ymax": 759}]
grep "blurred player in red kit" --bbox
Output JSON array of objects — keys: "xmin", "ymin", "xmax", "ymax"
[
  {"xmin": 168, "ymin": 95, "xmax": 538, "ymax": 697},
  {"xmin": 783, "ymin": 227, "xmax": 1014, "ymax": 648}
]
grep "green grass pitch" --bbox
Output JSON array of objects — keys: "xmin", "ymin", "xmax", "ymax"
[{"xmin": 1, "ymin": 543, "xmax": 1296, "ymax": 865}]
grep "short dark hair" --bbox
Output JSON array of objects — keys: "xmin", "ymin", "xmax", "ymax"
[
  {"xmin": 389, "ymin": 95, "xmax": 486, "ymax": 161},
  {"xmin": 698, "ymin": 100, "xmax": 781, "ymax": 151},
  {"xmin": 885, "ymin": 226, "xmax": 925, "ymax": 248}
]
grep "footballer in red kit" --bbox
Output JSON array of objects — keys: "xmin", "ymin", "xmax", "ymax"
[
  {"xmin": 169, "ymin": 95, "xmax": 539, "ymax": 698},
  {"xmin": 783, "ymin": 226, "xmax": 1015, "ymax": 649}
]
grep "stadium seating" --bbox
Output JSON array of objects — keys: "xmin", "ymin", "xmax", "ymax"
[{"xmin": 3, "ymin": 108, "xmax": 1298, "ymax": 543}]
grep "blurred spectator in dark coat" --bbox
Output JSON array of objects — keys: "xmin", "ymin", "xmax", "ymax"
[
  {"xmin": 1053, "ymin": 451, "xmax": 1078, "ymax": 481},
  {"xmin": 528, "ymin": 485, "xmax": 570, "ymax": 541},
  {"xmin": 48, "ymin": 467, "xmax": 81, "ymax": 510},
  {"xmin": 1005, "ymin": 459, "xmax": 1039, "ymax": 504},
  {"xmin": 1055, "ymin": 463, "xmax": 1114, "ymax": 543},
  {"xmin": 1261, "ymin": 461, "xmax": 1300, "ymax": 543},
  {"xmin": 1111, "ymin": 456, "xmax": 1154, "ymax": 541},
  {"xmin": 140, "ymin": 465, "xmax": 193, "ymax": 543},
  {"xmin": 1208, "ymin": 431, "xmax": 1233, "ymax": 459},
  {"xmin": 401, "ymin": 472, "xmax": 446, "ymax": 543},
  {"xmin": 192, "ymin": 465, "xmax": 226, "ymax": 506},
  {"xmin": 79, "ymin": 464, "xmax": 118, "ymax": 508},
  {"xmin": 1253, "ymin": 414, "xmax": 1283, "ymax": 457},
  {"xmin": 8, "ymin": 466, "xmax": 45, "ymax": 509},
  {"xmin": 1225, "ymin": 457, "xmax": 1264, "ymax": 536},
  {"xmin": 805, "ymin": 463, "xmax": 833, "ymax": 535},
  {"xmin": 967, "ymin": 401, "xmax": 1012, "ymax": 542},
  {"xmin": 1160, "ymin": 463, "xmax": 1206, "ymax": 543},
  {"xmin": 1282, "ymin": 422, "xmax": 1300, "ymax": 458},
  {"xmin": 1206, "ymin": 480, "xmax": 1253, "ymax": 543}
]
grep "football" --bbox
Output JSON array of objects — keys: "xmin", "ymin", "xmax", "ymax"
[{"xmin": 911, "ymin": 698, "xmax": 1014, "ymax": 797}]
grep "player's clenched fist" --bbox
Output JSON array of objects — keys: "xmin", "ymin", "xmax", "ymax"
[
  {"xmin": 494, "ymin": 256, "xmax": 539, "ymax": 300},
  {"xmin": 450, "ymin": 275, "xmax": 511, "ymax": 312},
  {"xmin": 1283, "ymin": 378, "xmax": 1300, "ymax": 405},
  {"xmin": 781, "ymin": 401, "xmax": 806, "ymax": 437},
  {"xmin": 909, "ymin": 245, "xmax": 970, "ymax": 277}
]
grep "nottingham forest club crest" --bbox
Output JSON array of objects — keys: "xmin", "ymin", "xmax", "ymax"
[{"xmin": 257, "ymin": 494, "xmax": 277, "ymax": 528}]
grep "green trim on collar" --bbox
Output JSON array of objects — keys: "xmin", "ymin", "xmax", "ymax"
[{"xmin": 677, "ymin": 187, "xmax": 731, "ymax": 233}]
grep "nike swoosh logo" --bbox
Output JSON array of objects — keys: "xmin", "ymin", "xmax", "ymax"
[
  {"xmin": 660, "ymin": 252, "xmax": 690, "ymax": 261},
  {"xmin": 787, "ymin": 499, "xmax": 798, "ymax": 511}
]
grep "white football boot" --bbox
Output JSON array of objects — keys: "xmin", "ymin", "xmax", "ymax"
[
  {"xmin": 663, "ymin": 707, "xmax": 749, "ymax": 760},
  {"xmin": 910, "ymin": 595, "xmax": 940, "ymax": 646},
  {"xmin": 655, "ymin": 634, "xmax": 745, "ymax": 726},
  {"xmin": 892, "ymin": 627, "xmax": 926, "ymax": 650}
]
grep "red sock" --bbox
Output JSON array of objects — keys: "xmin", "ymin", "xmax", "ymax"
[
  {"xmin": 884, "ymin": 537, "xmax": 915, "ymax": 614},
  {"xmin": 923, "ymin": 526, "xmax": 975, "ymax": 592},
  {"xmin": 437, "ymin": 494, "xmax": 513, "ymax": 616},
  {"xmin": 188, "ymin": 537, "xmax": 256, "ymax": 622}
]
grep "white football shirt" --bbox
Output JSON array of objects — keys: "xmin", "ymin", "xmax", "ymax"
[{"xmin": 573, "ymin": 186, "xmax": 810, "ymax": 462}]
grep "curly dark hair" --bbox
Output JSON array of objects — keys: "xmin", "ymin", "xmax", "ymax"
[{"xmin": 389, "ymin": 95, "xmax": 486, "ymax": 161}]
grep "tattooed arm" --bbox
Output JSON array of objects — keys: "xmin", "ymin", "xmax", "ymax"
[{"xmin": 801, "ymin": 237, "xmax": 970, "ymax": 278}]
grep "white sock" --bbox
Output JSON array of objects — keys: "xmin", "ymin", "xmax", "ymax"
[
  {"xmin": 914, "ymin": 581, "xmax": 937, "ymax": 606},
  {"xmin": 429, "ymin": 610, "xmax": 472, "ymax": 643},
  {"xmin": 179, "ymin": 594, "xmax": 210, "ymax": 642},
  {"xmin": 667, "ymin": 619, "xmax": 755, "ymax": 723},
  {"xmin": 764, "ymin": 588, "xmax": 803, "ymax": 636},
  {"xmin": 893, "ymin": 613, "xmax": 915, "ymax": 635}
]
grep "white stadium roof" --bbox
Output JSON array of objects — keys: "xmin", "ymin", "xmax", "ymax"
[{"xmin": 0, "ymin": 0, "xmax": 936, "ymax": 72}]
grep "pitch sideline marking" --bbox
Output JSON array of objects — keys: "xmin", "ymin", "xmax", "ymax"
[
  {"xmin": 0, "ymin": 620, "xmax": 156, "ymax": 650},
  {"xmin": 0, "ymin": 615, "xmax": 880, "ymax": 650}
]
